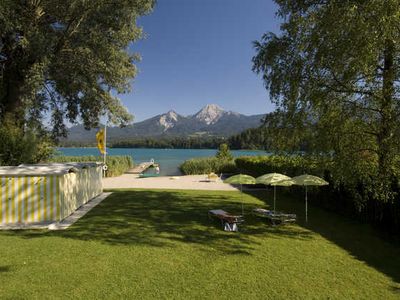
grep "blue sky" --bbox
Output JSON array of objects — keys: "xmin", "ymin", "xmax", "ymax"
[{"xmin": 121, "ymin": 0, "xmax": 280, "ymax": 121}]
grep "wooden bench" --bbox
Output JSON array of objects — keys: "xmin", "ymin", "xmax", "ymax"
[{"xmin": 253, "ymin": 208, "xmax": 296, "ymax": 226}]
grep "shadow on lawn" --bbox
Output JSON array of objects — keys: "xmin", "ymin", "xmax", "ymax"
[
  {"xmin": 247, "ymin": 189, "xmax": 400, "ymax": 285},
  {"xmin": 7, "ymin": 190, "xmax": 312, "ymax": 256},
  {"xmin": 0, "ymin": 266, "xmax": 11, "ymax": 273}
]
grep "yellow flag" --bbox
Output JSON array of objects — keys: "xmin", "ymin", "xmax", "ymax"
[{"xmin": 96, "ymin": 129, "xmax": 106, "ymax": 154}]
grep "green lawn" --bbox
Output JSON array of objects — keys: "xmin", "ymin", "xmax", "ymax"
[{"xmin": 0, "ymin": 189, "xmax": 399, "ymax": 299}]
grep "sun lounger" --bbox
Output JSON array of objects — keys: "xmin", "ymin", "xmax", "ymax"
[
  {"xmin": 208, "ymin": 209, "xmax": 244, "ymax": 231},
  {"xmin": 253, "ymin": 208, "xmax": 296, "ymax": 225}
]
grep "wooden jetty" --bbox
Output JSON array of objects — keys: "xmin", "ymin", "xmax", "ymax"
[{"xmin": 126, "ymin": 162, "xmax": 159, "ymax": 174}]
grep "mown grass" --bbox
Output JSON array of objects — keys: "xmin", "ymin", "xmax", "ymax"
[{"xmin": 0, "ymin": 189, "xmax": 399, "ymax": 299}]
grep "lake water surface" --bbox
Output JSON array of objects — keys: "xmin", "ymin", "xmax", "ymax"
[{"xmin": 58, "ymin": 148, "xmax": 266, "ymax": 175}]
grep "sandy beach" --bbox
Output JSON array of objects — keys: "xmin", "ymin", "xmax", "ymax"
[{"xmin": 103, "ymin": 174, "xmax": 240, "ymax": 191}]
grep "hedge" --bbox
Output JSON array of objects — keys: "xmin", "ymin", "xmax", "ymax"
[
  {"xmin": 48, "ymin": 155, "xmax": 134, "ymax": 177},
  {"xmin": 234, "ymin": 155, "xmax": 323, "ymax": 177}
]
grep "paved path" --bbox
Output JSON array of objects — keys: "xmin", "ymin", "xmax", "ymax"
[
  {"xmin": 48, "ymin": 192, "xmax": 112, "ymax": 230},
  {"xmin": 103, "ymin": 174, "xmax": 240, "ymax": 191}
]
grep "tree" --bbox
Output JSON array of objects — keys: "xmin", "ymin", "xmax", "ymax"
[
  {"xmin": 253, "ymin": 0, "xmax": 400, "ymax": 201},
  {"xmin": 0, "ymin": 118, "xmax": 54, "ymax": 165},
  {"xmin": 216, "ymin": 143, "xmax": 233, "ymax": 161},
  {"xmin": 228, "ymin": 127, "xmax": 271, "ymax": 150},
  {"xmin": 0, "ymin": 0, "xmax": 154, "ymax": 136}
]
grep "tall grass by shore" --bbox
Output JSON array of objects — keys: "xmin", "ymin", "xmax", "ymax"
[
  {"xmin": 48, "ymin": 155, "xmax": 133, "ymax": 177},
  {"xmin": 179, "ymin": 157, "xmax": 237, "ymax": 175}
]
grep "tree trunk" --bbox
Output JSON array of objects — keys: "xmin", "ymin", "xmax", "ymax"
[
  {"xmin": 377, "ymin": 39, "xmax": 396, "ymax": 200},
  {"xmin": 0, "ymin": 36, "xmax": 26, "ymax": 126},
  {"xmin": 0, "ymin": 69, "xmax": 25, "ymax": 126}
]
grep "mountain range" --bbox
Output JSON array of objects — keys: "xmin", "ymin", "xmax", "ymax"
[{"xmin": 65, "ymin": 104, "xmax": 264, "ymax": 142}]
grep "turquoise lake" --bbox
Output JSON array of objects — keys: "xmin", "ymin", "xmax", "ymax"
[{"xmin": 58, "ymin": 148, "xmax": 267, "ymax": 176}]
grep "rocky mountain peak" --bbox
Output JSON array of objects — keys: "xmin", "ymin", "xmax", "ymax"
[
  {"xmin": 194, "ymin": 104, "xmax": 225, "ymax": 125},
  {"xmin": 65, "ymin": 105, "xmax": 264, "ymax": 142},
  {"xmin": 165, "ymin": 110, "xmax": 179, "ymax": 121},
  {"xmin": 159, "ymin": 110, "xmax": 180, "ymax": 131}
]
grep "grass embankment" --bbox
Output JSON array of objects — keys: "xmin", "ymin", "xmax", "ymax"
[
  {"xmin": 0, "ymin": 189, "xmax": 399, "ymax": 299},
  {"xmin": 48, "ymin": 155, "xmax": 133, "ymax": 177}
]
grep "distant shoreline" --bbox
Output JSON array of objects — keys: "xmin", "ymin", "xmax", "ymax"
[
  {"xmin": 56, "ymin": 148, "xmax": 267, "ymax": 176},
  {"xmin": 56, "ymin": 146, "xmax": 267, "ymax": 152}
]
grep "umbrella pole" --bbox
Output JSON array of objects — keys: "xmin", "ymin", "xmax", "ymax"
[
  {"xmin": 305, "ymin": 185, "xmax": 308, "ymax": 223},
  {"xmin": 241, "ymin": 184, "xmax": 244, "ymax": 215},
  {"xmin": 273, "ymin": 185, "xmax": 276, "ymax": 214}
]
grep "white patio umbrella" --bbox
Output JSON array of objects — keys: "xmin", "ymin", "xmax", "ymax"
[
  {"xmin": 256, "ymin": 173, "xmax": 292, "ymax": 213},
  {"xmin": 224, "ymin": 174, "xmax": 256, "ymax": 215},
  {"xmin": 288, "ymin": 174, "xmax": 329, "ymax": 222}
]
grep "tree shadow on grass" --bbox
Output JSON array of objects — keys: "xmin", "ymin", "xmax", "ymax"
[
  {"xmin": 5, "ymin": 190, "xmax": 313, "ymax": 256},
  {"xmin": 246, "ymin": 189, "xmax": 400, "ymax": 285},
  {"xmin": 0, "ymin": 266, "xmax": 11, "ymax": 273}
]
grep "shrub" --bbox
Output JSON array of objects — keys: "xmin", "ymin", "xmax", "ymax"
[
  {"xmin": 0, "ymin": 121, "xmax": 54, "ymax": 166},
  {"xmin": 180, "ymin": 157, "xmax": 237, "ymax": 175},
  {"xmin": 216, "ymin": 143, "xmax": 233, "ymax": 161},
  {"xmin": 48, "ymin": 155, "xmax": 133, "ymax": 177}
]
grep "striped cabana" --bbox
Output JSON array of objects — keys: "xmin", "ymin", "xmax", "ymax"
[{"xmin": 0, "ymin": 163, "xmax": 102, "ymax": 224}]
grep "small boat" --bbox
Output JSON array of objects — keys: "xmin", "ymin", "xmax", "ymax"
[{"xmin": 138, "ymin": 173, "xmax": 160, "ymax": 178}]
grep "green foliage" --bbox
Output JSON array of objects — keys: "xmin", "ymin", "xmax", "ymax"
[
  {"xmin": 228, "ymin": 126, "xmax": 271, "ymax": 150},
  {"xmin": 235, "ymin": 155, "xmax": 400, "ymax": 232},
  {"xmin": 235, "ymin": 155, "xmax": 322, "ymax": 177},
  {"xmin": 179, "ymin": 157, "xmax": 237, "ymax": 175},
  {"xmin": 215, "ymin": 143, "xmax": 233, "ymax": 160},
  {"xmin": 0, "ymin": 0, "xmax": 154, "ymax": 134},
  {"xmin": 0, "ymin": 121, "xmax": 54, "ymax": 165},
  {"xmin": 253, "ymin": 0, "xmax": 400, "ymax": 201},
  {"xmin": 48, "ymin": 155, "xmax": 133, "ymax": 177},
  {"xmin": 181, "ymin": 144, "xmax": 237, "ymax": 175}
]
